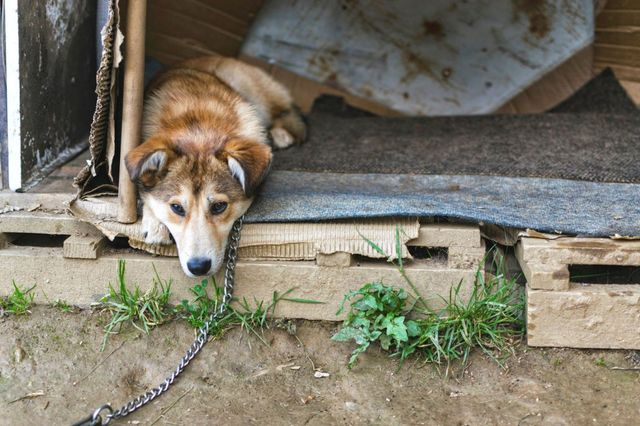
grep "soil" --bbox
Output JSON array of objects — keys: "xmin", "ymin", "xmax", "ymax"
[{"xmin": 1, "ymin": 307, "xmax": 640, "ymax": 426}]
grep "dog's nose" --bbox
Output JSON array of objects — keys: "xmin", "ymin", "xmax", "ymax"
[{"xmin": 186, "ymin": 257, "xmax": 212, "ymax": 276}]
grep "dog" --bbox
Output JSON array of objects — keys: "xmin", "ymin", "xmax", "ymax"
[{"xmin": 125, "ymin": 56, "xmax": 306, "ymax": 277}]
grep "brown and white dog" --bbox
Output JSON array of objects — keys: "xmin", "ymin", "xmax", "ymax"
[{"xmin": 125, "ymin": 56, "xmax": 305, "ymax": 277}]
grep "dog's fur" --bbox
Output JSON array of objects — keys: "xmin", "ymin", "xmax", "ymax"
[{"xmin": 126, "ymin": 56, "xmax": 305, "ymax": 277}]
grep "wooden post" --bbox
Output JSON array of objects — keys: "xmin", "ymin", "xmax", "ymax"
[{"xmin": 117, "ymin": 0, "xmax": 147, "ymax": 223}]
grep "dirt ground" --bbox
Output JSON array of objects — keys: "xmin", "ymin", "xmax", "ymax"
[{"xmin": 1, "ymin": 307, "xmax": 639, "ymax": 426}]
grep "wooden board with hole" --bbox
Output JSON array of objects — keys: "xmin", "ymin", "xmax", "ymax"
[
  {"xmin": 2, "ymin": 192, "xmax": 485, "ymax": 266},
  {"xmin": 516, "ymin": 236, "xmax": 640, "ymax": 349},
  {"xmin": 0, "ymin": 244, "xmax": 478, "ymax": 321},
  {"xmin": 0, "ymin": 207, "xmax": 484, "ymax": 266}
]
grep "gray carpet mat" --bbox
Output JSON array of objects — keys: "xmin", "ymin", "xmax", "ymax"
[
  {"xmin": 273, "ymin": 112, "xmax": 640, "ymax": 183},
  {"xmin": 273, "ymin": 70, "xmax": 640, "ymax": 183},
  {"xmin": 254, "ymin": 70, "xmax": 640, "ymax": 236},
  {"xmin": 249, "ymin": 171, "xmax": 640, "ymax": 237}
]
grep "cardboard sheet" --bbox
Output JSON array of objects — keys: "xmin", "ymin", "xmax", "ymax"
[{"xmin": 70, "ymin": 196, "xmax": 420, "ymax": 259}]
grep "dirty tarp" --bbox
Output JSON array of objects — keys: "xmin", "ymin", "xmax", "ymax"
[{"xmin": 242, "ymin": 0, "xmax": 594, "ymax": 115}]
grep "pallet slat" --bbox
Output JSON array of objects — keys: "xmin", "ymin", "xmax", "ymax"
[
  {"xmin": 597, "ymin": 10, "xmax": 640, "ymax": 28},
  {"xmin": 594, "ymin": 44, "xmax": 640, "ymax": 69},
  {"xmin": 0, "ymin": 211, "xmax": 99, "ymax": 236},
  {"xmin": 528, "ymin": 285, "xmax": 640, "ymax": 349},
  {"xmin": 63, "ymin": 234, "xmax": 107, "ymax": 259},
  {"xmin": 0, "ymin": 245, "xmax": 475, "ymax": 320},
  {"xmin": 517, "ymin": 235, "xmax": 640, "ymax": 349}
]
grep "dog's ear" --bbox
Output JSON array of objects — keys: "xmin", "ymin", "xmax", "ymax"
[
  {"xmin": 125, "ymin": 136, "xmax": 175, "ymax": 189},
  {"xmin": 219, "ymin": 139, "xmax": 272, "ymax": 197}
]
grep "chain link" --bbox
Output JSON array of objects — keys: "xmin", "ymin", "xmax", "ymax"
[{"xmin": 72, "ymin": 216, "xmax": 244, "ymax": 426}]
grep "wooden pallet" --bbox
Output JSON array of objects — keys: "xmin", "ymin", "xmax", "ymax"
[
  {"xmin": 0, "ymin": 193, "xmax": 486, "ymax": 320},
  {"xmin": 516, "ymin": 236, "xmax": 640, "ymax": 349}
]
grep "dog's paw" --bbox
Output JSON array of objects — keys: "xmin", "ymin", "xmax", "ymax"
[
  {"xmin": 141, "ymin": 215, "xmax": 173, "ymax": 246},
  {"xmin": 270, "ymin": 108, "xmax": 306, "ymax": 149},
  {"xmin": 270, "ymin": 127, "xmax": 296, "ymax": 149}
]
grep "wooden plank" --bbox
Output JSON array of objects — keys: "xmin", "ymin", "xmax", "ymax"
[
  {"xmin": 147, "ymin": 6, "xmax": 242, "ymax": 58},
  {"xmin": 0, "ymin": 192, "xmax": 73, "ymax": 210},
  {"xmin": 149, "ymin": 50, "xmax": 186, "ymax": 67},
  {"xmin": 117, "ymin": 0, "xmax": 147, "ymax": 224},
  {"xmin": 0, "ymin": 245, "xmax": 475, "ymax": 320},
  {"xmin": 182, "ymin": 0, "xmax": 263, "ymax": 22},
  {"xmin": 518, "ymin": 237, "xmax": 640, "ymax": 266},
  {"xmin": 145, "ymin": 0, "xmax": 263, "ymax": 63},
  {"xmin": 147, "ymin": 31, "xmax": 220, "ymax": 64},
  {"xmin": 498, "ymin": 45, "xmax": 593, "ymax": 113},
  {"xmin": 516, "ymin": 254, "xmax": 570, "ymax": 292},
  {"xmin": 602, "ymin": 0, "xmax": 640, "ymax": 10},
  {"xmin": 596, "ymin": 10, "xmax": 640, "ymax": 28},
  {"xmin": 619, "ymin": 79, "xmax": 640, "ymax": 104},
  {"xmin": 407, "ymin": 224, "xmax": 482, "ymax": 248},
  {"xmin": 63, "ymin": 234, "xmax": 107, "ymax": 259},
  {"xmin": 315, "ymin": 252, "xmax": 353, "ymax": 267},
  {"xmin": 594, "ymin": 62, "xmax": 640, "ymax": 82},
  {"xmin": 594, "ymin": 44, "xmax": 640, "ymax": 69},
  {"xmin": 0, "ymin": 211, "xmax": 98, "ymax": 235},
  {"xmin": 150, "ymin": 0, "xmax": 251, "ymax": 37},
  {"xmin": 596, "ymin": 28, "xmax": 640, "ymax": 48},
  {"xmin": 448, "ymin": 245, "xmax": 485, "ymax": 270},
  {"xmin": 528, "ymin": 285, "xmax": 640, "ymax": 349}
]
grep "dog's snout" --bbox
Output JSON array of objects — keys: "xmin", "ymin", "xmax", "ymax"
[{"xmin": 186, "ymin": 257, "xmax": 212, "ymax": 276}]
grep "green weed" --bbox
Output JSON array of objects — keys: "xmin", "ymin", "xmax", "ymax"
[
  {"xmin": 101, "ymin": 260, "xmax": 323, "ymax": 350},
  {"xmin": 53, "ymin": 299, "xmax": 74, "ymax": 313},
  {"xmin": 175, "ymin": 278, "xmax": 220, "ymax": 329},
  {"xmin": 332, "ymin": 228, "xmax": 524, "ymax": 370},
  {"xmin": 1, "ymin": 282, "xmax": 36, "ymax": 315},
  {"xmin": 99, "ymin": 260, "xmax": 173, "ymax": 351},
  {"xmin": 594, "ymin": 357, "xmax": 607, "ymax": 367},
  {"xmin": 175, "ymin": 278, "xmax": 322, "ymax": 344}
]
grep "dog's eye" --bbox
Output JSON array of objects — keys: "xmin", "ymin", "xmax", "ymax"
[
  {"xmin": 210, "ymin": 201, "xmax": 228, "ymax": 215},
  {"xmin": 170, "ymin": 203, "xmax": 185, "ymax": 217}
]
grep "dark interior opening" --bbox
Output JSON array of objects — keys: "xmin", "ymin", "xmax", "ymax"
[
  {"xmin": 570, "ymin": 265, "xmax": 640, "ymax": 285},
  {"xmin": 107, "ymin": 236, "xmax": 133, "ymax": 250},
  {"xmin": 10, "ymin": 233, "xmax": 67, "ymax": 248},
  {"xmin": 407, "ymin": 246, "xmax": 448, "ymax": 261}
]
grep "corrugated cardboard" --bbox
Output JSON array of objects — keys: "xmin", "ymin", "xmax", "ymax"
[{"xmin": 74, "ymin": 0, "xmax": 120, "ymax": 197}]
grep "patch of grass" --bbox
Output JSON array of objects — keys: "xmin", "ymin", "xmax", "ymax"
[
  {"xmin": 594, "ymin": 357, "xmax": 607, "ymax": 367},
  {"xmin": 332, "ymin": 228, "xmax": 524, "ymax": 370},
  {"xmin": 1, "ymin": 282, "xmax": 36, "ymax": 315},
  {"xmin": 99, "ymin": 260, "xmax": 173, "ymax": 351},
  {"xmin": 53, "ymin": 299, "xmax": 73, "ymax": 313},
  {"xmin": 175, "ymin": 279, "xmax": 322, "ymax": 344},
  {"xmin": 100, "ymin": 260, "xmax": 323, "ymax": 351},
  {"xmin": 40, "ymin": 290, "xmax": 75, "ymax": 313},
  {"xmin": 175, "ymin": 278, "xmax": 220, "ymax": 329}
]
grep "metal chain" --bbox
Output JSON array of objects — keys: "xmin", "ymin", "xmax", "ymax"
[{"xmin": 72, "ymin": 216, "xmax": 244, "ymax": 426}]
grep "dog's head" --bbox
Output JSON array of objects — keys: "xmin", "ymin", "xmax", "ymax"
[{"xmin": 125, "ymin": 136, "xmax": 272, "ymax": 277}]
